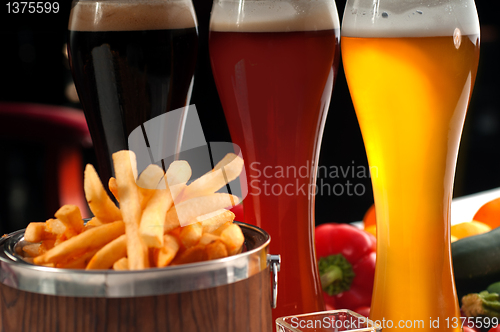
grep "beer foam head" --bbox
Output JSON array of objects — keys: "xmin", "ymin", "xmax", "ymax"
[
  {"xmin": 69, "ymin": 0, "xmax": 197, "ymax": 31},
  {"xmin": 342, "ymin": 0, "xmax": 479, "ymax": 37},
  {"xmin": 210, "ymin": 0, "xmax": 340, "ymax": 32}
]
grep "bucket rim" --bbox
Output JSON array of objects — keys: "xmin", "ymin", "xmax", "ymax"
[{"xmin": 0, "ymin": 221, "xmax": 271, "ymax": 297}]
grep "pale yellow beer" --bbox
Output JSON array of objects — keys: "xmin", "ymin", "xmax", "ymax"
[{"xmin": 342, "ymin": 34, "xmax": 479, "ymax": 331}]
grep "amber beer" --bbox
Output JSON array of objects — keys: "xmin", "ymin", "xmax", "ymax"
[
  {"xmin": 210, "ymin": 0, "xmax": 340, "ymax": 322},
  {"xmin": 342, "ymin": 32, "xmax": 479, "ymax": 331},
  {"xmin": 68, "ymin": 1, "xmax": 198, "ymax": 181}
]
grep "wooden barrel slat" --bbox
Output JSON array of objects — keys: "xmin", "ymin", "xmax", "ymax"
[{"xmin": 0, "ymin": 268, "xmax": 272, "ymax": 332}]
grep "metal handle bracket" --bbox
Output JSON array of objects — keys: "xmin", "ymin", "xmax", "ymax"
[{"xmin": 267, "ymin": 254, "xmax": 281, "ymax": 309}]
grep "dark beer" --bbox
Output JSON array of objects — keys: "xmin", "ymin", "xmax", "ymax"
[{"xmin": 68, "ymin": 1, "xmax": 198, "ymax": 181}]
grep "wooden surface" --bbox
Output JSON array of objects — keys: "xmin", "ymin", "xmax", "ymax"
[{"xmin": 0, "ymin": 268, "xmax": 272, "ymax": 332}]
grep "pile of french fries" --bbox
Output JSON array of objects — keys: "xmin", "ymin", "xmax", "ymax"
[{"xmin": 21, "ymin": 150, "xmax": 245, "ymax": 270}]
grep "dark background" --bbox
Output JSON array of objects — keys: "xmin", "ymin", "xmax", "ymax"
[{"xmin": 0, "ymin": 0, "xmax": 498, "ymax": 233}]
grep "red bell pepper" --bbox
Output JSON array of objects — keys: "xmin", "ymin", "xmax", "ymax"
[
  {"xmin": 354, "ymin": 306, "xmax": 371, "ymax": 318},
  {"xmin": 315, "ymin": 223, "xmax": 376, "ymax": 311},
  {"xmin": 488, "ymin": 325, "xmax": 500, "ymax": 332}
]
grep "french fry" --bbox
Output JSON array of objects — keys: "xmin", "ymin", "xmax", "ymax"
[
  {"xmin": 84, "ymin": 164, "xmax": 122, "ymax": 223},
  {"xmin": 169, "ymin": 227, "xmax": 182, "ymax": 239},
  {"xmin": 86, "ymin": 234, "xmax": 127, "ymax": 270},
  {"xmin": 23, "ymin": 243, "xmax": 41, "ymax": 257},
  {"xmin": 137, "ymin": 164, "xmax": 165, "ymax": 189},
  {"xmin": 57, "ymin": 249, "xmax": 98, "ymax": 269},
  {"xmin": 137, "ymin": 164, "xmax": 165, "ymax": 209},
  {"xmin": 39, "ymin": 240, "xmax": 56, "ymax": 255},
  {"xmin": 55, "ymin": 205, "xmax": 85, "ymax": 234},
  {"xmin": 24, "ymin": 222, "xmax": 56, "ymax": 242},
  {"xmin": 171, "ymin": 244, "xmax": 206, "ymax": 265},
  {"xmin": 164, "ymin": 194, "xmax": 239, "ymax": 231},
  {"xmin": 113, "ymin": 257, "xmax": 129, "ymax": 271},
  {"xmin": 161, "ymin": 160, "xmax": 191, "ymax": 201},
  {"xmin": 46, "ymin": 218, "xmax": 78, "ymax": 244},
  {"xmin": 109, "ymin": 177, "xmax": 119, "ymax": 202},
  {"xmin": 198, "ymin": 233, "xmax": 220, "ymax": 246},
  {"xmin": 179, "ymin": 223, "xmax": 203, "ymax": 248},
  {"xmin": 155, "ymin": 234, "xmax": 180, "ymax": 267},
  {"xmin": 181, "ymin": 154, "xmax": 243, "ymax": 200},
  {"xmin": 220, "ymin": 224, "xmax": 245, "ymax": 255},
  {"xmin": 24, "ymin": 222, "xmax": 45, "ymax": 242},
  {"xmin": 113, "ymin": 151, "xmax": 148, "ymax": 270},
  {"xmin": 33, "ymin": 221, "xmax": 125, "ymax": 265},
  {"xmin": 165, "ymin": 160, "xmax": 192, "ymax": 186},
  {"xmin": 46, "ymin": 218, "xmax": 67, "ymax": 235},
  {"xmin": 24, "ymin": 151, "xmax": 247, "ymax": 270},
  {"xmin": 205, "ymin": 239, "xmax": 228, "ymax": 260},
  {"xmin": 230, "ymin": 246, "xmax": 243, "ymax": 256},
  {"xmin": 212, "ymin": 153, "xmax": 240, "ymax": 172},
  {"xmin": 199, "ymin": 209, "xmax": 235, "ymax": 234},
  {"xmin": 85, "ymin": 217, "xmax": 103, "ymax": 230},
  {"xmin": 140, "ymin": 179, "xmax": 173, "ymax": 248},
  {"xmin": 54, "ymin": 236, "xmax": 67, "ymax": 247},
  {"xmin": 23, "ymin": 257, "xmax": 34, "ymax": 264},
  {"xmin": 210, "ymin": 221, "xmax": 233, "ymax": 236},
  {"xmin": 170, "ymin": 183, "xmax": 187, "ymax": 203}
]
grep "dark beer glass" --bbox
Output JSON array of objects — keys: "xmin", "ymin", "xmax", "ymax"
[{"xmin": 68, "ymin": 0, "xmax": 198, "ymax": 181}]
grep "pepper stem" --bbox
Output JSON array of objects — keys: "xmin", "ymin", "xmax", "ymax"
[
  {"xmin": 461, "ymin": 291, "xmax": 500, "ymax": 318},
  {"xmin": 318, "ymin": 254, "xmax": 355, "ymax": 296},
  {"xmin": 320, "ymin": 265, "xmax": 343, "ymax": 288}
]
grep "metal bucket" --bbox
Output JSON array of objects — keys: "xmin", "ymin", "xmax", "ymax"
[{"xmin": 0, "ymin": 222, "xmax": 280, "ymax": 332}]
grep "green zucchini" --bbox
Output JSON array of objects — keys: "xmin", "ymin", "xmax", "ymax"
[
  {"xmin": 452, "ymin": 227, "xmax": 500, "ymax": 299},
  {"xmin": 488, "ymin": 281, "xmax": 500, "ymax": 294}
]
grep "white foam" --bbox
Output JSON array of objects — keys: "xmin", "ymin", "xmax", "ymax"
[
  {"xmin": 341, "ymin": 0, "xmax": 479, "ymax": 37},
  {"xmin": 69, "ymin": 0, "xmax": 197, "ymax": 31},
  {"xmin": 210, "ymin": 0, "xmax": 339, "ymax": 32}
]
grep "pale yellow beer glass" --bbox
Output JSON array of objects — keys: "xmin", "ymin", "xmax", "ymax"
[{"xmin": 341, "ymin": 1, "xmax": 480, "ymax": 331}]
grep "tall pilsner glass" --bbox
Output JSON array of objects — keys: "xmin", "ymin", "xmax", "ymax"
[
  {"xmin": 68, "ymin": 0, "xmax": 198, "ymax": 181},
  {"xmin": 209, "ymin": 0, "xmax": 340, "ymax": 320},
  {"xmin": 342, "ymin": 0, "xmax": 479, "ymax": 331}
]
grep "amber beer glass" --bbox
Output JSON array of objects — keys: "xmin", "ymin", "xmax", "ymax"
[
  {"xmin": 68, "ymin": 0, "xmax": 198, "ymax": 181},
  {"xmin": 209, "ymin": 0, "xmax": 340, "ymax": 321},
  {"xmin": 342, "ymin": 0, "xmax": 480, "ymax": 331}
]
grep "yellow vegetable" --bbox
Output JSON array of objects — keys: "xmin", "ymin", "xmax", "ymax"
[
  {"xmin": 451, "ymin": 221, "xmax": 491, "ymax": 240},
  {"xmin": 364, "ymin": 221, "xmax": 489, "ymax": 242},
  {"xmin": 364, "ymin": 225, "xmax": 377, "ymax": 238}
]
